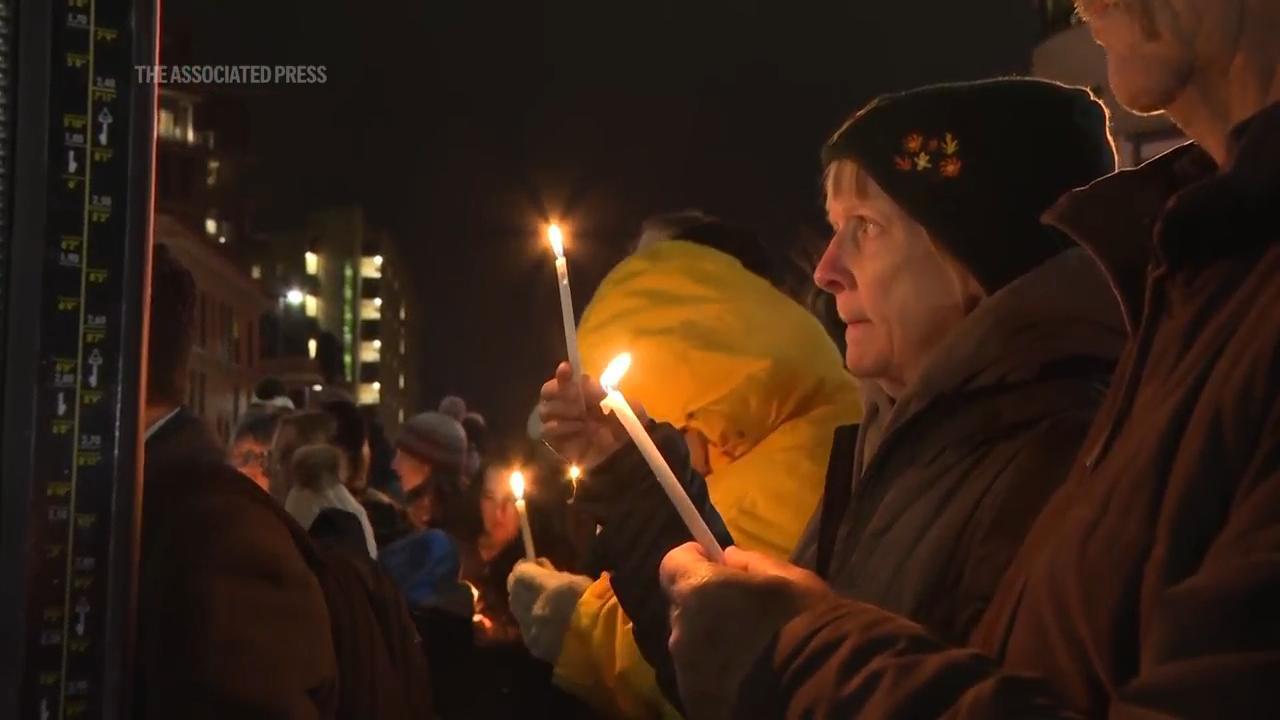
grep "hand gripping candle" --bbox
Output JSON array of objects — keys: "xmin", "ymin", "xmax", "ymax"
[{"xmin": 597, "ymin": 353, "xmax": 725, "ymax": 562}]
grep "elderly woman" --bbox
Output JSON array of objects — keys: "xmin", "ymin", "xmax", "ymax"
[{"xmin": 534, "ymin": 78, "xmax": 1126, "ymax": 712}]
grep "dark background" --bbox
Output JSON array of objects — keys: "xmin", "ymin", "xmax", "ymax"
[{"xmin": 162, "ymin": 0, "xmax": 1040, "ymax": 455}]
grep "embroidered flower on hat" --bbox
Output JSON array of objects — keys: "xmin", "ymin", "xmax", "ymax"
[{"xmin": 896, "ymin": 131, "xmax": 962, "ymax": 178}]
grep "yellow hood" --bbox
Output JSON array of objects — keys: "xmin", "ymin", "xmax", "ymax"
[
  {"xmin": 579, "ymin": 239, "xmax": 861, "ymax": 556},
  {"xmin": 556, "ymin": 240, "xmax": 860, "ymax": 716},
  {"xmin": 580, "ymin": 240, "xmax": 858, "ymax": 469}
]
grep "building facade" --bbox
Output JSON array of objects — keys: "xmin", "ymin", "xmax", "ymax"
[
  {"xmin": 154, "ymin": 88, "xmax": 258, "ymax": 264},
  {"xmin": 154, "ymin": 87, "xmax": 271, "ymax": 442},
  {"xmin": 254, "ymin": 207, "xmax": 415, "ymax": 433},
  {"xmin": 155, "ymin": 214, "xmax": 270, "ymax": 443},
  {"xmin": 1031, "ymin": 0, "xmax": 1186, "ymax": 167}
]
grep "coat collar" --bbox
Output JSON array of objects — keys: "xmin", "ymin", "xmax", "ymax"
[
  {"xmin": 1044, "ymin": 101, "xmax": 1280, "ymax": 334},
  {"xmin": 854, "ymin": 247, "xmax": 1125, "ymax": 473}
]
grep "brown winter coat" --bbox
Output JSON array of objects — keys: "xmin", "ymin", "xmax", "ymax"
[
  {"xmin": 793, "ymin": 248, "xmax": 1124, "ymax": 645},
  {"xmin": 734, "ymin": 103, "xmax": 1280, "ymax": 718},
  {"xmin": 135, "ymin": 410, "xmax": 339, "ymax": 719}
]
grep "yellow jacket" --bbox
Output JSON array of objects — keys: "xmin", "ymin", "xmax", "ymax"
[{"xmin": 553, "ymin": 240, "xmax": 861, "ymax": 717}]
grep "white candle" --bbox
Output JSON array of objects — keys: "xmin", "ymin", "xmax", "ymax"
[
  {"xmin": 548, "ymin": 224, "xmax": 583, "ymax": 379},
  {"xmin": 598, "ymin": 353, "xmax": 725, "ymax": 563},
  {"xmin": 509, "ymin": 470, "xmax": 537, "ymax": 561}
]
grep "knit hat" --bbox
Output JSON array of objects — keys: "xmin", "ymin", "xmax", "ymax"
[
  {"xmin": 396, "ymin": 411, "xmax": 467, "ymax": 473},
  {"xmin": 438, "ymin": 395, "xmax": 468, "ymax": 423},
  {"xmin": 822, "ymin": 78, "xmax": 1116, "ymax": 294}
]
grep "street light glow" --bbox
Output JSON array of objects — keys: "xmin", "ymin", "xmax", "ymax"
[{"xmin": 285, "ymin": 288, "xmax": 305, "ymax": 305}]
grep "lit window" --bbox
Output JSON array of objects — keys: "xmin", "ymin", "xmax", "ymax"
[
  {"xmin": 304, "ymin": 294, "xmax": 319, "ymax": 318},
  {"xmin": 360, "ymin": 298, "xmax": 381, "ymax": 320},
  {"xmin": 157, "ymin": 108, "xmax": 176, "ymax": 140},
  {"xmin": 217, "ymin": 235, "xmax": 227, "ymax": 245},
  {"xmin": 250, "ymin": 264, "xmax": 262, "ymax": 279},
  {"xmin": 358, "ymin": 382, "xmax": 381, "ymax": 405},
  {"xmin": 399, "ymin": 306, "xmax": 406, "ymax": 322},
  {"xmin": 304, "ymin": 251, "xmax": 319, "ymax": 276},
  {"xmin": 359, "ymin": 340, "xmax": 381, "ymax": 363},
  {"xmin": 399, "ymin": 338, "xmax": 406, "ymax": 355},
  {"xmin": 206, "ymin": 158, "xmax": 220, "ymax": 187},
  {"xmin": 359, "ymin": 256, "xmax": 383, "ymax": 279},
  {"xmin": 312, "ymin": 384, "xmax": 324, "ymax": 392},
  {"xmin": 307, "ymin": 338, "xmax": 318, "ymax": 359},
  {"xmin": 204, "ymin": 217, "xmax": 217, "ymax": 236},
  {"xmin": 399, "ymin": 373, "xmax": 405, "ymax": 390},
  {"xmin": 398, "ymin": 408, "xmax": 405, "ymax": 424}
]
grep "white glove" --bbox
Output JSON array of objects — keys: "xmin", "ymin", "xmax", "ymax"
[{"xmin": 507, "ymin": 559, "xmax": 592, "ymax": 663}]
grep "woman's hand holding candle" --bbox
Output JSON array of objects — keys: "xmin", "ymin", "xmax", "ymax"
[{"xmin": 538, "ymin": 361, "xmax": 643, "ymax": 469}]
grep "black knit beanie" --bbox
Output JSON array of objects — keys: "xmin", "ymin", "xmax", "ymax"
[{"xmin": 822, "ymin": 78, "xmax": 1116, "ymax": 294}]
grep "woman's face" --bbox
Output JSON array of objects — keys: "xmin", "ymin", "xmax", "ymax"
[
  {"xmin": 814, "ymin": 161, "xmax": 982, "ymax": 396},
  {"xmin": 392, "ymin": 449, "xmax": 431, "ymax": 494},
  {"xmin": 479, "ymin": 469, "xmax": 519, "ymax": 544}
]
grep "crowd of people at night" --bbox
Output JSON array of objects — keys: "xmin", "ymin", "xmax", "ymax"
[{"xmin": 130, "ymin": 1, "xmax": 1279, "ymax": 717}]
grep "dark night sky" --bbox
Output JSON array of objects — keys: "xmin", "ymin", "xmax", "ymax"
[{"xmin": 164, "ymin": 0, "xmax": 1040, "ymax": 454}]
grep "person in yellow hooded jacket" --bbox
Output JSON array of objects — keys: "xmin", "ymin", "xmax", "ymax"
[{"xmin": 507, "ymin": 212, "xmax": 861, "ymax": 718}]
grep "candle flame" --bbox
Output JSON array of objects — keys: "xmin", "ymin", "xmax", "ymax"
[
  {"xmin": 568, "ymin": 464, "xmax": 582, "ymax": 481},
  {"xmin": 600, "ymin": 352, "xmax": 632, "ymax": 392},
  {"xmin": 548, "ymin": 224, "xmax": 565, "ymax": 258},
  {"xmin": 509, "ymin": 469, "xmax": 526, "ymax": 500}
]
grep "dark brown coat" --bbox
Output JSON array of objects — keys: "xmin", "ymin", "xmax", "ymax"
[
  {"xmin": 135, "ymin": 410, "xmax": 339, "ymax": 719},
  {"xmin": 735, "ymin": 103, "xmax": 1280, "ymax": 718}
]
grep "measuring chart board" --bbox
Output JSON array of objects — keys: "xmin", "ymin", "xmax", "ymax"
[
  {"xmin": 0, "ymin": 0, "xmax": 15, "ymax": 398},
  {"xmin": 22, "ymin": 0, "xmax": 134, "ymax": 718}
]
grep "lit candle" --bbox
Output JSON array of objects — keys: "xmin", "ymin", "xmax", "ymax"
[
  {"xmin": 568, "ymin": 464, "xmax": 582, "ymax": 484},
  {"xmin": 548, "ymin": 224, "xmax": 583, "ymax": 379},
  {"xmin": 464, "ymin": 581, "xmax": 484, "ymax": 624},
  {"xmin": 509, "ymin": 470, "xmax": 537, "ymax": 561},
  {"xmin": 597, "ymin": 353, "xmax": 725, "ymax": 562}
]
